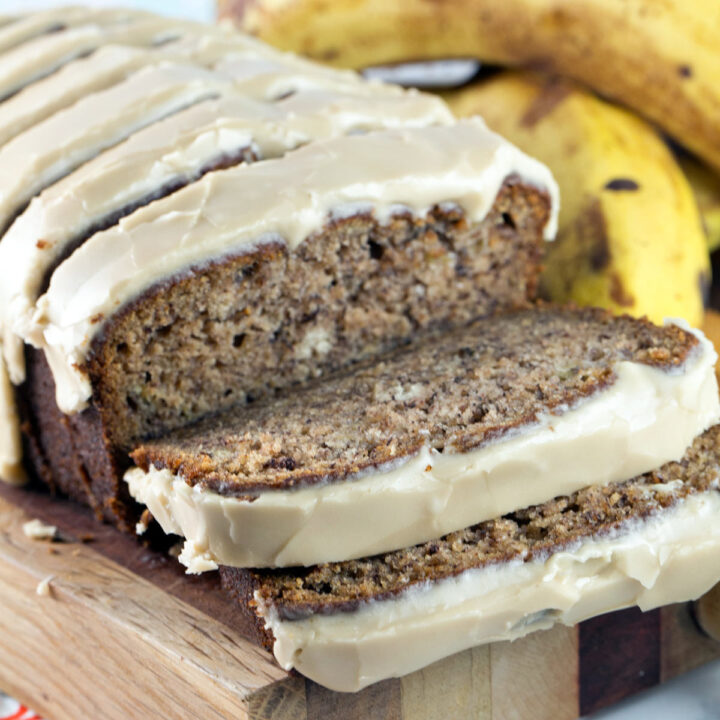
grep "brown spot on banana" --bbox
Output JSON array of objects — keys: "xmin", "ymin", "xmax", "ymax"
[
  {"xmin": 699, "ymin": 270, "xmax": 711, "ymax": 308},
  {"xmin": 319, "ymin": 48, "xmax": 340, "ymax": 62},
  {"xmin": 678, "ymin": 64, "xmax": 693, "ymax": 79},
  {"xmin": 604, "ymin": 178, "xmax": 640, "ymax": 191},
  {"xmin": 520, "ymin": 76, "xmax": 573, "ymax": 128},
  {"xmin": 543, "ymin": 197, "xmax": 613, "ymax": 301},
  {"xmin": 575, "ymin": 198, "xmax": 611, "ymax": 273},
  {"xmin": 609, "ymin": 273, "xmax": 635, "ymax": 308}
]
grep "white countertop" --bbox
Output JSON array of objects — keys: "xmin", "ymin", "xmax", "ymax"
[
  {"xmin": 3, "ymin": 0, "xmax": 214, "ymax": 22},
  {"xmin": 585, "ymin": 659, "xmax": 720, "ymax": 720}
]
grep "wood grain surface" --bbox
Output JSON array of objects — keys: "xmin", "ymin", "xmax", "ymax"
[
  {"xmin": 0, "ymin": 480, "xmax": 718, "ymax": 720},
  {"xmin": 0, "ymin": 487, "xmax": 290, "ymax": 720}
]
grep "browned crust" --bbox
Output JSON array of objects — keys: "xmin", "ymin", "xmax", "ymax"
[
  {"xmin": 219, "ymin": 423, "xmax": 720, "ymax": 622},
  {"xmin": 219, "ymin": 568, "xmax": 275, "ymax": 651},
  {"xmin": 18, "ymin": 347, "xmax": 141, "ymax": 531}
]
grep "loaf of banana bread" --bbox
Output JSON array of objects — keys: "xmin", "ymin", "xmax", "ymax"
[{"xmin": 0, "ymin": 8, "xmax": 558, "ymax": 532}]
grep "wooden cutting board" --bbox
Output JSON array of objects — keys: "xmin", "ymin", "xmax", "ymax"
[
  {"xmin": 2, "ymin": 311, "xmax": 720, "ymax": 720},
  {"xmin": 2, "ymin": 473, "xmax": 719, "ymax": 719}
]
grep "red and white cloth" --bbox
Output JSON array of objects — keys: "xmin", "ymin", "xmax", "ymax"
[{"xmin": 0, "ymin": 693, "xmax": 43, "ymax": 720}]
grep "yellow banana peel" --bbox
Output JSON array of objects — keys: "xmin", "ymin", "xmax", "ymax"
[
  {"xmin": 444, "ymin": 72, "xmax": 710, "ymax": 327},
  {"xmin": 221, "ymin": 0, "xmax": 720, "ymax": 173}
]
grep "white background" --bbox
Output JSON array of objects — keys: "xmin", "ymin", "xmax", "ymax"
[
  {"xmin": 0, "ymin": 1, "xmax": 719, "ymax": 718},
  {"xmin": 1, "ymin": 0, "xmax": 215, "ymax": 21}
]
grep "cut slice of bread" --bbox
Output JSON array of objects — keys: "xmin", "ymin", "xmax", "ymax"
[{"xmin": 127, "ymin": 307, "xmax": 718, "ymax": 568}]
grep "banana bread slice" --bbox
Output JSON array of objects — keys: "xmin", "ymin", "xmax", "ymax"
[
  {"xmin": 220, "ymin": 423, "xmax": 720, "ymax": 692},
  {"xmin": 127, "ymin": 307, "xmax": 718, "ymax": 569}
]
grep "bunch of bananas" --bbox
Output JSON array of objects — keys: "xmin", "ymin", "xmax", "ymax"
[{"xmin": 220, "ymin": 0, "xmax": 720, "ymax": 328}]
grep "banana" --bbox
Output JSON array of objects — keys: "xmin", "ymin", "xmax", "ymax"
[
  {"xmin": 220, "ymin": 0, "xmax": 720, "ymax": 173},
  {"xmin": 444, "ymin": 72, "xmax": 709, "ymax": 327},
  {"xmin": 677, "ymin": 153, "xmax": 720, "ymax": 254}
]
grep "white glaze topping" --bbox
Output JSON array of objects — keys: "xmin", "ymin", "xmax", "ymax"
[
  {"xmin": 0, "ymin": 355, "xmax": 23, "ymax": 485},
  {"xmin": 0, "ymin": 61, "xmax": 230, "ymax": 234},
  {"xmin": 0, "ymin": 45, "xmax": 152, "ymax": 150},
  {"xmin": 0, "ymin": 88, "xmax": 451, "ymax": 383},
  {"xmin": 27, "ymin": 120, "xmax": 558, "ymax": 414},
  {"xmin": 0, "ymin": 40, "xmax": 421, "ymax": 239},
  {"xmin": 0, "ymin": 27, "xmax": 300, "ymax": 152},
  {"xmin": 0, "ymin": 25, "xmax": 119, "ymax": 101},
  {"xmin": 0, "ymin": 7, "xmax": 149, "ymax": 56},
  {"xmin": 213, "ymin": 53, "xmax": 407, "ymax": 100},
  {"xmin": 261, "ymin": 488, "xmax": 720, "ymax": 692},
  {"xmin": 169, "ymin": 25, "xmax": 385, "ymax": 92},
  {"xmin": 0, "ymin": 15, "xmax": 169, "ymax": 102},
  {"xmin": 125, "ymin": 325, "xmax": 720, "ymax": 570}
]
